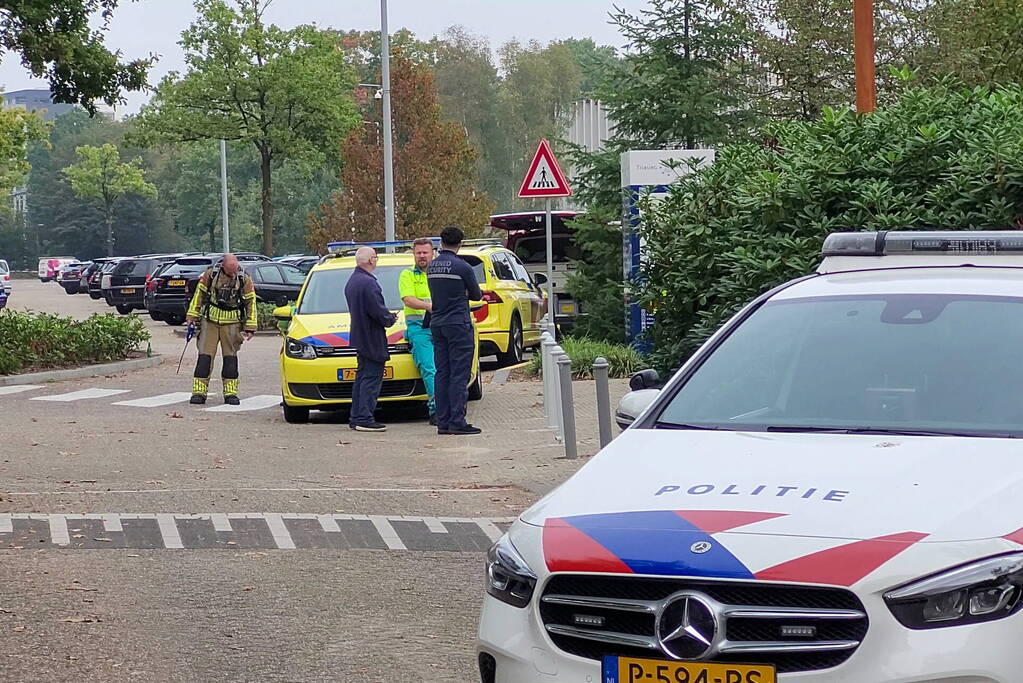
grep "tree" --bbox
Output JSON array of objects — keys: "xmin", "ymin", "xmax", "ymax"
[
  {"xmin": 637, "ymin": 81, "xmax": 1023, "ymax": 372},
  {"xmin": 132, "ymin": 0, "xmax": 360, "ymax": 256},
  {"xmin": 0, "ymin": 107, "xmax": 48, "ymax": 192},
  {"xmin": 0, "ymin": 0, "xmax": 151, "ymax": 111},
  {"xmin": 63, "ymin": 143, "xmax": 157, "ymax": 256},
  {"xmin": 308, "ymin": 55, "xmax": 494, "ymax": 248}
]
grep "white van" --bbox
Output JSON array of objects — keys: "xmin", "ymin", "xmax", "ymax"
[{"xmin": 38, "ymin": 257, "xmax": 76, "ymax": 282}]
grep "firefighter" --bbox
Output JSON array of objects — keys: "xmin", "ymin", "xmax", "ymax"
[{"xmin": 185, "ymin": 253, "xmax": 257, "ymax": 405}]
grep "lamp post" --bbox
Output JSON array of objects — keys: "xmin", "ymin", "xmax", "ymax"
[
  {"xmin": 379, "ymin": 0, "xmax": 395, "ymax": 244},
  {"xmin": 853, "ymin": 0, "xmax": 877, "ymax": 113}
]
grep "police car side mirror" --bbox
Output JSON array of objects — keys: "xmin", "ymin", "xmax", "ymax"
[
  {"xmin": 272, "ymin": 305, "xmax": 293, "ymax": 321},
  {"xmin": 629, "ymin": 368, "xmax": 660, "ymax": 391},
  {"xmin": 616, "ymin": 389, "xmax": 660, "ymax": 430}
]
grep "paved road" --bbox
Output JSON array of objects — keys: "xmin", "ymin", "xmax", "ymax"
[{"xmin": 0, "ymin": 279, "xmax": 624, "ymax": 682}]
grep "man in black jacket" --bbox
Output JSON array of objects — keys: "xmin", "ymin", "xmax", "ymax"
[
  {"xmin": 344, "ymin": 246, "xmax": 398, "ymax": 432},
  {"xmin": 427, "ymin": 226, "xmax": 483, "ymax": 435}
]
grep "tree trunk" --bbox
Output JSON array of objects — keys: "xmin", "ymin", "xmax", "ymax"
[
  {"xmin": 260, "ymin": 147, "xmax": 273, "ymax": 256},
  {"xmin": 105, "ymin": 209, "xmax": 115, "ymax": 257},
  {"xmin": 208, "ymin": 221, "xmax": 216, "ymax": 253}
]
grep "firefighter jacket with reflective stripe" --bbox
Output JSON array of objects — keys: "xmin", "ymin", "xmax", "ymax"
[{"xmin": 187, "ymin": 268, "xmax": 257, "ymax": 330}]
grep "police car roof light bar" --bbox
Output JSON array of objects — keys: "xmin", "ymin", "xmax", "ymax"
[{"xmin": 822, "ymin": 230, "xmax": 1023, "ymax": 257}]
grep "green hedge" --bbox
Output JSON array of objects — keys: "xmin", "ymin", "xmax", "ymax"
[
  {"xmin": 256, "ymin": 301, "xmax": 295, "ymax": 332},
  {"xmin": 0, "ymin": 310, "xmax": 150, "ymax": 375},
  {"xmin": 528, "ymin": 336, "xmax": 645, "ymax": 379}
]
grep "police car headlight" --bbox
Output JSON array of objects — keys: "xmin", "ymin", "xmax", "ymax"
[
  {"xmin": 285, "ymin": 338, "xmax": 316, "ymax": 360},
  {"xmin": 885, "ymin": 552, "xmax": 1023, "ymax": 629},
  {"xmin": 486, "ymin": 535, "xmax": 536, "ymax": 608}
]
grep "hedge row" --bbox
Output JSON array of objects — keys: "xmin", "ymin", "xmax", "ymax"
[
  {"xmin": 528, "ymin": 336, "xmax": 645, "ymax": 380},
  {"xmin": 0, "ymin": 310, "xmax": 150, "ymax": 375}
]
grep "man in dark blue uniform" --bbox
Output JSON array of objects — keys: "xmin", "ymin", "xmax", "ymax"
[
  {"xmin": 345, "ymin": 246, "xmax": 398, "ymax": 432},
  {"xmin": 427, "ymin": 226, "xmax": 483, "ymax": 435}
]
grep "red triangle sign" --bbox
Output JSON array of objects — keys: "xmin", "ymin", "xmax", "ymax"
[{"xmin": 518, "ymin": 139, "xmax": 572, "ymax": 198}]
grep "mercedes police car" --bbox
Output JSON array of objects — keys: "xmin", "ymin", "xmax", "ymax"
[{"xmin": 479, "ymin": 231, "xmax": 1023, "ymax": 682}]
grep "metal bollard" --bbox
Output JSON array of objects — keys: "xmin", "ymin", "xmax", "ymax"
[
  {"xmin": 550, "ymin": 344, "xmax": 565, "ymax": 440},
  {"xmin": 556, "ymin": 352, "xmax": 577, "ymax": 459},
  {"xmin": 593, "ymin": 356, "xmax": 612, "ymax": 449},
  {"xmin": 539, "ymin": 331, "xmax": 553, "ymax": 420},
  {"xmin": 542, "ymin": 335, "xmax": 559, "ymax": 431}
]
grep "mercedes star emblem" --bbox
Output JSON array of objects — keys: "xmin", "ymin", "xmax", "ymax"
[
  {"xmin": 690, "ymin": 540, "xmax": 713, "ymax": 554},
  {"xmin": 655, "ymin": 593, "xmax": 718, "ymax": 660}
]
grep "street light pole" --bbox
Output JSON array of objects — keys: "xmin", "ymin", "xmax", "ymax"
[
  {"xmin": 380, "ymin": 0, "xmax": 396, "ymax": 244},
  {"xmin": 220, "ymin": 139, "xmax": 230, "ymax": 253},
  {"xmin": 853, "ymin": 0, "xmax": 877, "ymax": 113}
]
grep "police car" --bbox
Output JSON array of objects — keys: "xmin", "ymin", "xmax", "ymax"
[{"xmin": 479, "ymin": 231, "xmax": 1023, "ymax": 682}]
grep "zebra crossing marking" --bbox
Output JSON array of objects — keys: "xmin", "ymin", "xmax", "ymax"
[
  {"xmin": 0, "ymin": 385, "xmax": 43, "ymax": 395},
  {"xmin": 31, "ymin": 388, "xmax": 131, "ymax": 402},
  {"xmin": 204, "ymin": 395, "xmax": 280, "ymax": 413},
  {"xmin": 112, "ymin": 392, "xmax": 192, "ymax": 407}
]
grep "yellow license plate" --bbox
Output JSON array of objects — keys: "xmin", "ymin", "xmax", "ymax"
[
  {"xmin": 168, "ymin": 279, "xmax": 186, "ymax": 286},
  {"xmin": 121, "ymin": 288, "xmax": 136, "ymax": 294},
  {"xmin": 603, "ymin": 656, "xmax": 775, "ymax": 683},
  {"xmin": 340, "ymin": 367, "xmax": 394, "ymax": 381}
]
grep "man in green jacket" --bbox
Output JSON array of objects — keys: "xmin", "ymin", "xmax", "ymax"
[{"xmin": 398, "ymin": 238, "xmax": 437, "ymax": 424}]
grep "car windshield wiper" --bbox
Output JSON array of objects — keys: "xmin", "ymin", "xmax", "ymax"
[
  {"xmin": 654, "ymin": 421, "xmax": 728, "ymax": 431},
  {"xmin": 765, "ymin": 425, "xmax": 1019, "ymax": 439}
]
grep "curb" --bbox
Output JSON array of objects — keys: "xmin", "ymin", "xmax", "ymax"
[{"xmin": 0, "ymin": 355, "xmax": 165, "ymax": 386}]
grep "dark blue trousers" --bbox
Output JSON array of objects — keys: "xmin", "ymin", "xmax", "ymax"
[
  {"xmin": 432, "ymin": 322, "xmax": 474, "ymax": 430},
  {"xmin": 350, "ymin": 354, "xmax": 385, "ymax": 426}
]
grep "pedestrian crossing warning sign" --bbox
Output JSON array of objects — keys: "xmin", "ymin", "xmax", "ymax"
[{"xmin": 518, "ymin": 139, "xmax": 572, "ymax": 198}]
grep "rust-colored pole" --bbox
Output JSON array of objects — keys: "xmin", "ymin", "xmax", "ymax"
[{"xmin": 853, "ymin": 0, "xmax": 877, "ymax": 112}]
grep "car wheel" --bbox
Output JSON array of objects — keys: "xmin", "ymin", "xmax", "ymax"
[
  {"xmin": 283, "ymin": 402, "xmax": 310, "ymax": 424},
  {"xmin": 497, "ymin": 315, "xmax": 524, "ymax": 366},
  {"xmin": 164, "ymin": 313, "xmax": 185, "ymax": 326},
  {"xmin": 116, "ymin": 304, "xmax": 133, "ymax": 315},
  {"xmin": 468, "ymin": 362, "xmax": 483, "ymax": 401},
  {"xmin": 149, "ymin": 311, "xmax": 164, "ymax": 321},
  {"xmin": 64, "ymin": 287, "xmax": 77, "ymax": 296},
  {"xmin": 89, "ymin": 291, "xmax": 101, "ymax": 300}
]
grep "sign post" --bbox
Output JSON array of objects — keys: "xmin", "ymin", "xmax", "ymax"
[{"xmin": 518, "ymin": 139, "xmax": 572, "ymax": 319}]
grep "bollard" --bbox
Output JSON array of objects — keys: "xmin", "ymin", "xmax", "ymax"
[
  {"xmin": 556, "ymin": 352, "xmax": 577, "ymax": 459},
  {"xmin": 539, "ymin": 331, "xmax": 553, "ymax": 420},
  {"xmin": 593, "ymin": 356, "xmax": 612, "ymax": 449},
  {"xmin": 544, "ymin": 338, "xmax": 560, "ymax": 432},
  {"xmin": 550, "ymin": 344, "xmax": 565, "ymax": 440}
]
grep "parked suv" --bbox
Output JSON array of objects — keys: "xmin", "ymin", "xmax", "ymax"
[
  {"xmin": 103, "ymin": 255, "xmax": 181, "ymax": 314},
  {"xmin": 57, "ymin": 262, "xmax": 89, "ymax": 294},
  {"xmin": 479, "ymin": 230, "xmax": 1023, "ymax": 683},
  {"xmin": 88, "ymin": 259, "xmax": 121, "ymax": 300},
  {"xmin": 147, "ymin": 252, "xmax": 275, "ymax": 325}
]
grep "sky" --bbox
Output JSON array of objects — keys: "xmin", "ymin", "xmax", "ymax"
[{"xmin": 0, "ymin": 0, "xmax": 648, "ymax": 115}]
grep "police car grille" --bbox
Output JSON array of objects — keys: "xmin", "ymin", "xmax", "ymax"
[
  {"xmin": 314, "ymin": 344, "xmax": 409, "ymax": 358},
  {"xmin": 539, "ymin": 575, "xmax": 867, "ymax": 674},
  {"xmin": 289, "ymin": 381, "xmax": 422, "ymax": 400}
]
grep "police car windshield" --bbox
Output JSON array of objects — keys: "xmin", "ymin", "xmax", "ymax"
[
  {"xmin": 298, "ymin": 265, "xmax": 404, "ymax": 315},
  {"xmin": 656, "ymin": 294, "xmax": 1023, "ymax": 438}
]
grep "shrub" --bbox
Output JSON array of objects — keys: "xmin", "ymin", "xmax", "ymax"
[
  {"xmin": 528, "ymin": 336, "xmax": 645, "ymax": 379},
  {"xmin": 638, "ymin": 81, "xmax": 1023, "ymax": 373},
  {"xmin": 256, "ymin": 301, "xmax": 295, "ymax": 332},
  {"xmin": 0, "ymin": 310, "xmax": 150, "ymax": 375}
]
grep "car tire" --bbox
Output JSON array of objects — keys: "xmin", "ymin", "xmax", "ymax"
[
  {"xmin": 497, "ymin": 315, "xmax": 524, "ymax": 366},
  {"xmin": 283, "ymin": 403, "xmax": 310, "ymax": 424},
  {"xmin": 89, "ymin": 291, "xmax": 101, "ymax": 300},
  {"xmin": 64, "ymin": 287, "xmax": 77, "ymax": 296},
  {"xmin": 468, "ymin": 362, "xmax": 483, "ymax": 401},
  {"xmin": 149, "ymin": 311, "xmax": 164, "ymax": 321},
  {"xmin": 116, "ymin": 304, "xmax": 133, "ymax": 315},
  {"xmin": 164, "ymin": 313, "xmax": 185, "ymax": 326}
]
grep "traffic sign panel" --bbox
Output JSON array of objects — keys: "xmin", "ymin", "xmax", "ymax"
[{"xmin": 518, "ymin": 139, "xmax": 572, "ymax": 198}]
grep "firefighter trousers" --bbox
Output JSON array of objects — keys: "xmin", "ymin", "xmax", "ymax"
[{"xmin": 192, "ymin": 320, "xmax": 245, "ymax": 397}]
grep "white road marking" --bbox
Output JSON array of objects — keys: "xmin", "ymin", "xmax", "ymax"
[
  {"xmin": 0, "ymin": 385, "xmax": 44, "ymax": 396},
  {"xmin": 32, "ymin": 388, "xmax": 131, "ymax": 402},
  {"xmin": 5, "ymin": 486, "xmax": 513, "ymax": 496},
  {"xmin": 0, "ymin": 514, "xmax": 11, "ymax": 533},
  {"xmin": 263, "ymin": 513, "xmax": 296, "ymax": 550},
  {"xmin": 156, "ymin": 514, "xmax": 183, "ymax": 549},
  {"xmin": 204, "ymin": 395, "xmax": 280, "ymax": 413},
  {"xmin": 369, "ymin": 515, "xmax": 408, "ymax": 551},
  {"xmin": 48, "ymin": 514, "xmax": 70, "ymax": 546},
  {"xmin": 422, "ymin": 517, "xmax": 448, "ymax": 534},
  {"xmin": 209, "ymin": 513, "xmax": 232, "ymax": 532},
  {"xmin": 317, "ymin": 514, "xmax": 340, "ymax": 533},
  {"xmin": 102, "ymin": 514, "xmax": 123, "ymax": 532},
  {"xmin": 112, "ymin": 392, "xmax": 192, "ymax": 408},
  {"xmin": 475, "ymin": 520, "xmax": 504, "ymax": 543}
]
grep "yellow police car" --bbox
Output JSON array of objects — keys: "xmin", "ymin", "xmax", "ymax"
[
  {"xmin": 459, "ymin": 243, "xmax": 546, "ymax": 364},
  {"xmin": 274, "ymin": 248, "xmax": 481, "ymax": 424}
]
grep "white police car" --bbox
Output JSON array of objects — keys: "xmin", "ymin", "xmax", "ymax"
[{"xmin": 478, "ymin": 231, "xmax": 1023, "ymax": 682}]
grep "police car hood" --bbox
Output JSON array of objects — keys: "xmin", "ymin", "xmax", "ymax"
[
  {"xmin": 288, "ymin": 312, "xmax": 406, "ymax": 347},
  {"xmin": 520, "ymin": 429, "xmax": 1023, "ymax": 548}
]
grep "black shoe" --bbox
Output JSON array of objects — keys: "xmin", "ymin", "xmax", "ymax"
[
  {"xmin": 189, "ymin": 394, "xmax": 206, "ymax": 405},
  {"xmin": 354, "ymin": 422, "xmax": 387, "ymax": 432},
  {"xmin": 224, "ymin": 395, "xmax": 240, "ymax": 406},
  {"xmin": 437, "ymin": 428, "xmax": 450, "ymax": 435},
  {"xmin": 448, "ymin": 425, "xmax": 482, "ymax": 435},
  {"xmin": 428, "ymin": 414, "xmax": 437, "ymax": 426}
]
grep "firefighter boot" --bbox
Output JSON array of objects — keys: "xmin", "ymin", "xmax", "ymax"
[
  {"xmin": 223, "ymin": 356, "xmax": 240, "ymax": 405},
  {"xmin": 190, "ymin": 378, "xmax": 209, "ymax": 404}
]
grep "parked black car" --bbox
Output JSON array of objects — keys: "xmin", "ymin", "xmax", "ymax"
[
  {"xmin": 87, "ymin": 259, "xmax": 120, "ymax": 299},
  {"xmin": 57, "ymin": 262, "xmax": 90, "ymax": 294},
  {"xmin": 245, "ymin": 261, "xmax": 307, "ymax": 306},
  {"xmin": 279, "ymin": 255, "xmax": 319, "ymax": 274},
  {"xmin": 144, "ymin": 252, "xmax": 278, "ymax": 325},
  {"xmin": 103, "ymin": 255, "xmax": 182, "ymax": 314}
]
